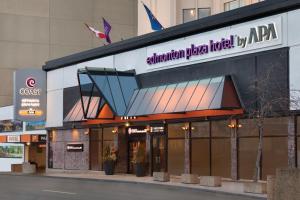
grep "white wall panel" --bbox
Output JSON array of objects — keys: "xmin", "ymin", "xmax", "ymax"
[
  {"xmin": 62, "ymin": 56, "xmax": 114, "ymax": 88},
  {"xmin": 288, "ymin": 9, "xmax": 300, "ymax": 47},
  {"xmin": 114, "ymin": 48, "xmax": 146, "ymax": 71},
  {"xmin": 46, "ymin": 89, "xmax": 63, "ymax": 128},
  {"xmin": 289, "ymin": 46, "xmax": 300, "ymax": 110},
  {"xmin": 47, "ymin": 68, "xmax": 63, "ymax": 91}
]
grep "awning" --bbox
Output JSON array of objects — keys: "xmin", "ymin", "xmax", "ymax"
[
  {"xmin": 77, "ymin": 67, "xmax": 138, "ymax": 119},
  {"xmin": 125, "ymin": 76, "xmax": 241, "ymax": 117}
]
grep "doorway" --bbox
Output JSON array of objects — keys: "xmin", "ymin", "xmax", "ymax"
[{"xmin": 151, "ymin": 134, "xmax": 167, "ymax": 173}]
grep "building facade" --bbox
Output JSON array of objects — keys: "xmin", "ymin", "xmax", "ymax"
[
  {"xmin": 0, "ymin": 106, "xmax": 47, "ymax": 172},
  {"xmin": 138, "ymin": 0, "xmax": 264, "ymax": 35},
  {"xmin": 0, "ymin": 0, "xmax": 137, "ymax": 107},
  {"xmin": 44, "ymin": 0, "xmax": 300, "ymax": 180}
]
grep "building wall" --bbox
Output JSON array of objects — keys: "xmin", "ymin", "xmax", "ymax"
[
  {"xmin": 49, "ymin": 129, "xmax": 89, "ymax": 170},
  {"xmin": 0, "ymin": 0, "xmax": 137, "ymax": 107},
  {"xmin": 138, "ymin": 0, "xmax": 262, "ymax": 35}
]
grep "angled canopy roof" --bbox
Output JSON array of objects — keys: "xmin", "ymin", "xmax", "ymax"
[
  {"xmin": 125, "ymin": 76, "xmax": 241, "ymax": 117},
  {"xmin": 78, "ymin": 67, "xmax": 138, "ymax": 118}
]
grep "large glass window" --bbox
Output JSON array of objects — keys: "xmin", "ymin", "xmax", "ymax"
[
  {"xmin": 191, "ymin": 122, "xmax": 210, "ymax": 175},
  {"xmin": 211, "ymin": 138, "xmax": 231, "ymax": 178},
  {"xmin": 198, "ymin": 8, "xmax": 211, "ymax": 19},
  {"xmin": 211, "ymin": 120, "xmax": 231, "ymax": 137},
  {"xmin": 168, "ymin": 139, "xmax": 185, "ymax": 175},
  {"xmin": 183, "ymin": 8, "xmax": 196, "ymax": 23},
  {"xmin": 262, "ymin": 137, "xmax": 288, "ymax": 180},
  {"xmin": 168, "ymin": 123, "xmax": 185, "ymax": 175},
  {"xmin": 239, "ymin": 138, "xmax": 259, "ymax": 180},
  {"xmin": 192, "ymin": 139, "xmax": 210, "ymax": 176},
  {"xmin": 224, "ymin": 0, "xmax": 245, "ymax": 11},
  {"xmin": 103, "ymin": 127, "xmax": 115, "ymax": 151},
  {"xmin": 211, "ymin": 120, "xmax": 231, "ymax": 178}
]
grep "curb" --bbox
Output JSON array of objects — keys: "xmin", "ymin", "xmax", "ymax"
[{"xmin": 0, "ymin": 173, "xmax": 266, "ymax": 199}]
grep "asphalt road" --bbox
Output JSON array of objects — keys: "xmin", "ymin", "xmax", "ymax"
[{"xmin": 0, "ymin": 174, "xmax": 265, "ymax": 200}]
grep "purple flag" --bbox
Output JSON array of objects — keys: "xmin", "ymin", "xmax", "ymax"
[{"xmin": 103, "ymin": 18, "xmax": 112, "ymax": 44}]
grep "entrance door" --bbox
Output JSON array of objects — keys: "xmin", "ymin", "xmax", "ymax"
[
  {"xmin": 128, "ymin": 140, "xmax": 146, "ymax": 173},
  {"xmin": 152, "ymin": 134, "xmax": 167, "ymax": 173}
]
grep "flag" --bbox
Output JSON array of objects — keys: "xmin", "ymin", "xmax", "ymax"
[
  {"xmin": 142, "ymin": 2, "xmax": 163, "ymax": 31},
  {"xmin": 85, "ymin": 23, "xmax": 106, "ymax": 39},
  {"xmin": 103, "ymin": 18, "xmax": 112, "ymax": 44}
]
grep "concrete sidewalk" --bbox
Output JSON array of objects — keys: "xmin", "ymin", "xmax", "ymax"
[{"xmin": 42, "ymin": 170, "xmax": 266, "ymax": 199}]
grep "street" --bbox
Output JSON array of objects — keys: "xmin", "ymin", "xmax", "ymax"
[{"xmin": 0, "ymin": 174, "xmax": 264, "ymax": 200}]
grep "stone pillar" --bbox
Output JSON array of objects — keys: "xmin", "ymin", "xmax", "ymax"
[
  {"xmin": 114, "ymin": 127, "xmax": 128, "ymax": 173},
  {"xmin": 184, "ymin": 124, "xmax": 191, "ymax": 174},
  {"xmin": 146, "ymin": 130, "xmax": 152, "ymax": 175},
  {"xmin": 288, "ymin": 116, "xmax": 296, "ymax": 168},
  {"xmin": 230, "ymin": 119, "xmax": 238, "ymax": 180}
]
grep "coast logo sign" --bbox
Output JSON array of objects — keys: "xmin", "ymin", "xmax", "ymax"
[
  {"xmin": 26, "ymin": 77, "xmax": 36, "ymax": 88},
  {"xmin": 146, "ymin": 22, "xmax": 279, "ymax": 66},
  {"xmin": 14, "ymin": 69, "xmax": 46, "ymax": 122}
]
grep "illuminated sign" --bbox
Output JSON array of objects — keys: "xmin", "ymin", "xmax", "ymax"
[
  {"xmin": 150, "ymin": 126, "xmax": 164, "ymax": 133},
  {"xmin": 128, "ymin": 127, "xmax": 148, "ymax": 134},
  {"xmin": 146, "ymin": 16, "xmax": 282, "ymax": 70},
  {"xmin": 7, "ymin": 135, "xmax": 21, "ymax": 143},
  {"xmin": 147, "ymin": 23, "xmax": 278, "ymax": 65},
  {"xmin": 14, "ymin": 69, "xmax": 46, "ymax": 122},
  {"xmin": 66, "ymin": 143, "xmax": 84, "ymax": 152}
]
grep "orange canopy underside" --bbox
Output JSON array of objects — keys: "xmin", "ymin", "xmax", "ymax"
[{"xmin": 83, "ymin": 108, "xmax": 244, "ymax": 126}]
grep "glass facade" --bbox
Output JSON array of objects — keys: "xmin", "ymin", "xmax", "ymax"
[{"xmin": 168, "ymin": 123, "xmax": 185, "ymax": 175}]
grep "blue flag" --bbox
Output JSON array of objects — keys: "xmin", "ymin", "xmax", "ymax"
[
  {"xmin": 142, "ymin": 2, "xmax": 163, "ymax": 31},
  {"xmin": 103, "ymin": 18, "xmax": 112, "ymax": 44}
]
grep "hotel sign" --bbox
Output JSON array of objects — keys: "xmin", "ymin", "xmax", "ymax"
[
  {"xmin": 146, "ymin": 16, "xmax": 282, "ymax": 69},
  {"xmin": 14, "ymin": 69, "xmax": 46, "ymax": 122},
  {"xmin": 66, "ymin": 143, "xmax": 84, "ymax": 152}
]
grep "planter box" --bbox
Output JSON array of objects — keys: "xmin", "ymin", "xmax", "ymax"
[
  {"xmin": 181, "ymin": 174, "xmax": 199, "ymax": 184},
  {"xmin": 11, "ymin": 163, "xmax": 36, "ymax": 174},
  {"xmin": 153, "ymin": 172, "xmax": 170, "ymax": 182},
  {"xmin": 244, "ymin": 182, "xmax": 267, "ymax": 194},
  {"xmin": 199, "ymin": 176, "xmax": 221, "ymax": 187}
]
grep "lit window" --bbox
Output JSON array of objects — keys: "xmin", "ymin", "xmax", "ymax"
[
  {"xmin": 224, "ymin": 0, "xmax": 245, "ymax": 11},
  {"xmin": 198, "ymin": 8, "xmax": 211, "ymax": 19},
  {"xmin": 183, "ymin": 8, "xmax": 196, "ymax": 23}
]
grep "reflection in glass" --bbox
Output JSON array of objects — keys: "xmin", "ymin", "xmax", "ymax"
[
  {"xmin": 192, "ymin": 139, "xmax": 210, "ymax": 176},
  {"xmin": 168, "ymin": 139, "xmax": 184, "ymax": 175},
  {"xmin": 211, "ymin": 138, "xmax": 231, "ymax": 178}
]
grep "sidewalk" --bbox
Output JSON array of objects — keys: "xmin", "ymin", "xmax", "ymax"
[{"xmin": 43, "ymin": 169, "xmax": 266, "ymax": 199}]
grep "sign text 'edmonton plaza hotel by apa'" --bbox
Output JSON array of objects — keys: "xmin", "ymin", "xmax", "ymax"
[{"xmin": 43, "ymin": 0, "xmax": 300, "ymax": 180}]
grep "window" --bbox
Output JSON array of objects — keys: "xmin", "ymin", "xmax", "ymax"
[
  {"xmin": 183, "ymin": 8, "xmax": 196, "ymax": 23},
  {"xmin": 191, "ymin": 122, "xmax": 210, "ymax": 176},
  {"xmin": 224, "ymin": 0, "xmax": 245, "ymax": 11},
  {"xmin": 168, "ymin": 123, "xmax": 185, "ymax": 175},
  {"xmin": 198, "ymin": 8, "xmax": 211, "ymax": 19}
]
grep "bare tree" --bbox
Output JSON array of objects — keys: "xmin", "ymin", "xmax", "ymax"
[{"xmin": 247, "ymin": 65, "xmax": 289, "ymax": 181}]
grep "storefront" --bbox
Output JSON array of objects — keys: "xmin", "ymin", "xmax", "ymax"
[
  {"xmin": 44, "ymin": 1, "xmax": 300, "ymax": 180},
  {"xmin": 0, "ymin": 107, "xmax": 47, "ymax": 172}
]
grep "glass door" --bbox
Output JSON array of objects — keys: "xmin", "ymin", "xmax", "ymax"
[{"xmin": 152, "ymin": 134, "xmax": 167, "ymax": 173}]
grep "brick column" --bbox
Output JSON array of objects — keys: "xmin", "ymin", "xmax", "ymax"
[
  {"xmin": 184, "ymin": 124, "xmax": 191, "ymax": 174},
  {"xmin": 230, "ymin": 120, "xmax": 238, "ymax": 180},
  {"xmin": 288, "ymin": 116, "xmax": 296, "ymax": 168}
]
